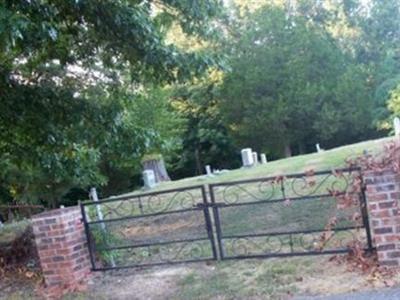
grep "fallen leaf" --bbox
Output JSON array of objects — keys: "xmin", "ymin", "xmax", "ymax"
[{"xmin": 25, "ymin": 271, "xmax": 34, "ymax": 278}]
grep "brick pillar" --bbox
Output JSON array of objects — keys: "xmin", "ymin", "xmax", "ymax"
[
  {"xmin": 32, "ymin": 206, "xmax": 91, "ymax": 290},
  {"xmin": 364, "ymin": 169, "xmax": 400, "ymax": 267}
]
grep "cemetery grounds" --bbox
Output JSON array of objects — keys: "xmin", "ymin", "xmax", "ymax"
[{"xmin": 3, "ymin": 137, "xmax": 400, "ymax": 299}]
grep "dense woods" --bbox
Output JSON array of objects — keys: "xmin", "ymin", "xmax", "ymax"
[{"xmin": 1, "ymin": 0, "xmax": 399, "ymax": 207}]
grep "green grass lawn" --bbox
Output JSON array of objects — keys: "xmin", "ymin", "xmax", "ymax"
[
  {"xmin": 172, "ymin": 258, "xmax": 316, "ymax": 299},
  {"xmin": 116, "ymin": 136, "xmax": 393, "ymax": 197},
  {"xmin": 169, "ymin": 255, "xmax": 379, "ymax": 300}
]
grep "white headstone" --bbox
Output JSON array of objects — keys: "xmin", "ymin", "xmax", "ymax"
[
  {"xmin": 252, "ymin": 152, "xmax": 258, "ymax": 165},
  {"xmin": 241, "ymin": 148, "xmax": 254, "ymax": 167},
  {"xmin": 205, "ymin": 165, "xmax": 212, "ymax": 176},
  {"xmin": 394, "ymin": 117, "xmax": 400, "ymax": 136},
  {"xmin": 316, "ymin": 143, "xmax": 321, "ymax": 153},
  {"xmin": 260, "ymin": 153, "xmax": 267, "ymax": 164},
  {"xmin": 143, "ymin": 170, "xmax": 156, "ymax": 189}
]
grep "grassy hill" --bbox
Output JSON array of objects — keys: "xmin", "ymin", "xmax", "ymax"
[{"xmin": 119, "ymin": 136, "xmax": 394, "ymax": 197}]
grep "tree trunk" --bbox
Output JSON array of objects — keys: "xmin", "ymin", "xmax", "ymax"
[
  {"xmin": 142, "ymin": 157, "xmax": 171, "ymax": 183},
  {"xmin": 284, "ymin": 144, "xmax": 292, "ymax": 157},
  {"xmin": 298, "ymin": 142, "xmax": 305, "ymax": 155},
  {"xmin": 194, "ymin": 147, "xmax": 202, "ymax": 175}
]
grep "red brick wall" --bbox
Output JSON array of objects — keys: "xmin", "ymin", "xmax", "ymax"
[
  {"xmin": 32, "ymin": 206, "xmax": 91, "ymax": 288},
  {"xmin": 364, "ymin": 169, "xmax": 400, "ymax": 266}
]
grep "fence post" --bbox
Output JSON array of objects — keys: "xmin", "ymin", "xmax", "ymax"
[
  {"xmin": 89, "ymin": 188, "xmax": 106, "ymax": 231},
  {"xmin": 364, "ymin": 169, "xmax": 400, "ymax": 267},
  {"xmin": 89, "ymin": 187, "xmax": 115, "ymax": 267},
  {"xmin": 32, "ymin": 207, "xmax": 91, "ymax": 296}
]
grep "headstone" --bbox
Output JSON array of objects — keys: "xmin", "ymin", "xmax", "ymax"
[
  {"xmin": 394, "ymin": 117, "xmax": 400, "ymax": 136},
  {"xmin": 316, "ymin": 143, "xmax": 322, "ymax": 153},
  {"xmin": 142, "ymin": 155, "xmax": 170, "ymax": 183},
  {"xmin": 252, "ymin": 152, "xmax": 258, "ymax": 165},
  {"xmin": 260, "ymin": 153, "xmax": 267, "ymax": 164},
  {"xmin": 143, "ymin": 170, "xmax": 156, "ymax": 189},
  {"xmin": 241, "ymin": 148, "xmax": 254, "ymax": 167},
  {"xmin": 205, "ymin": 165, "xmax": 212, "ymax": 176}
]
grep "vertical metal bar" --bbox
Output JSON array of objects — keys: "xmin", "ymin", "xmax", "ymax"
[
  {"xmin": 80, "ymin": 202, "xmax": 97, "ymax": 270},
  {"xmin": 209, "ymin": 185, "xmax": 225, "ymax": 260},
  {"xmin": 90, "ymin": 188, "xmax": 106, "ymax": 230},
  {"xmin": 289, "ymin": 234, "xmax": 294, "ymax": 253},
  {"xmin": 359, "ymin": 175, "xmax": 374, "ymax": 252},
  {"xmin": 89, "ymin": 188, "xmax": 115, "ymax": 267},
  {"xmin": 138, "ymin": 196, "xmax": 144, "ymax": 215},
  {"xmin": 281, "ymin": 179, "xmax": 292, "ymax": 253},
  {"xmin": 213, "ymin": 207, "xmax": 224, "ymax": 260},
  {"xmin": 280, "ymin": 179, "xmax": 286, "ymax": 200},
  {"xmin": 201, "ymin": 185, "xmax": 218, "ymax": 260}
]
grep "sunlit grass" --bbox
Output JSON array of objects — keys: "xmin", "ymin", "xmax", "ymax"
[{"xmin": 115, "ymin": 137, "xmax": 392, "ymax": 197}]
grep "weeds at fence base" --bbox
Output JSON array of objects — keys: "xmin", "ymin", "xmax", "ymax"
[{"xmin": 329, "ymin": 243, "xmax": 398, "ymax": 288}]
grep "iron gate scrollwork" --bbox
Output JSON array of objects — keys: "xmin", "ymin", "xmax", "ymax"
[
  {"xmin": 80, "ymin": 185, "xmax": 217, "ymax": 271},
  {"xmin": 80, "ymin": 167, "xmax": 374, "ymax": 271},
  {"xmin": 209, "ymin": 167, "xmax": 373, "ymax": 260}
]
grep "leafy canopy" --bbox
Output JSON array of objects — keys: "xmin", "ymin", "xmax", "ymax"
[
  {"xmin": 0, "ymin": 0, "xmax": 223, "ymax": 206},
  {"xmin": 220, "ymin": 5, "xmax": 374, "ymax": 157}
]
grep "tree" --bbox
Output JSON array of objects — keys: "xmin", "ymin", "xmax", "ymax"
[
  {"xmin": 0, "ymin": 0, "xmax": 223, "ymax": 206},
  {"xmin": 171, "ymin": 70, "xmax": 238, "ymax": 177},
  {"xmin": 220, "ymin": 5, "xmax": 374, "ymax": 157},
  {"xmin": 339, "ymin": 0, "xmax": 400, "ymax": 128}
]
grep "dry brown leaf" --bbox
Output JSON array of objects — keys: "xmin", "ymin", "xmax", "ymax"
[{"xmin": 25, "ymin": 271, "xmax": 35, "ymax": 278}]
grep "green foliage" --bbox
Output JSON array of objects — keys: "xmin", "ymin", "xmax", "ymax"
[
  {"xmin": 90, "ymin": 225, "xmax": 122, "ymax": 266},
  {"xmin": 1, "ymin": 0, "xmax": 399, "ymax": 206},
  {"xmin": 0, "ymin": 0, "xmax": 223, "ymax": 83},
  {"xmin": 342, "ymin": 0, "xmax": 400, "ymax": 126},
  {"xmin": 388, "ymin": 85, "xmax": 400, "ymax": 115},
  {"xmin": 171, "ymin": 71, "xmax": 238, "ymax": 176},
  {"xmin": 220, "ymin": 5, "xmax": 376, "ymax": 157},
  {"xmin": 0, "ymin": 0, "xmax": 223, "ymax": 206},
  {"xmin": 381, "ymin": 85, "xmax": 400, "ymax": 132}
]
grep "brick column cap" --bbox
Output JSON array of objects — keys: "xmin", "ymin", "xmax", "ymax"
[{"xmin": 32, "ymin": 206, "xmax": 80, "ymax": 221}]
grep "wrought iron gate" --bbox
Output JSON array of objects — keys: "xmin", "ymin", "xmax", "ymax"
[
  {"xmin": 80, "ymin": 185, "xmax": 217, "ymax": 270},
  {"xmin": 80, "ymin": 167, "xmax": 373, "ymax": 271},
  {"xmin": 208, "ymin": 168, "xmax": 373, "ymax": 260}
]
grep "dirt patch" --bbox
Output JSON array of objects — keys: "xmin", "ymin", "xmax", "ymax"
[
  {"xmin": 0, "ymin": 221, "xmax": 42, "ymax": 300},
  {"xmin": 0, "ymin": 272, "xmax": 40, "ymax": 300},
  {"xmin": 295, "ymin": 261, "xmax": 369, "ymax": 296},
  {"xmin": 86, "ymin": 265, "xmax": 198, "ymax": 300}
]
